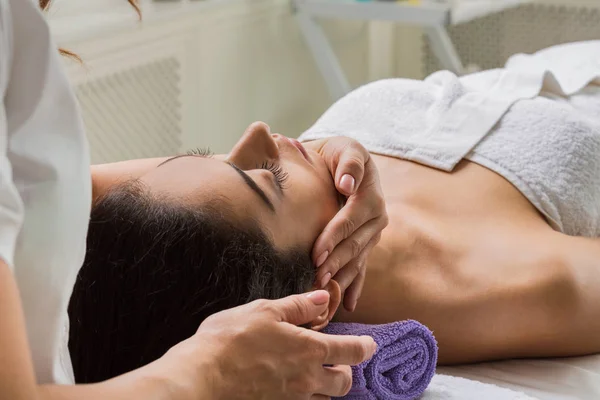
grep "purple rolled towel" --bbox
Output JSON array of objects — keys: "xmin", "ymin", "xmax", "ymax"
[{"xmin": 323, "ymin": 320, "xmax": 437, "ymax": 400}]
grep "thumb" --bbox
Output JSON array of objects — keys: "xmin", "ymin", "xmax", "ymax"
[
  {"xmin": 273, "ymin": 291, "xmax": 331, "ymax": 326},
  {"xmin": 334, "ymin": 147, "xmax": 367, "ymax": 196}
]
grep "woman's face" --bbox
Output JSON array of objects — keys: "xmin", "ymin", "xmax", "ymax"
[{"xmin": 140, "ymin": 122, "xmax": 341, "ymax": 251}]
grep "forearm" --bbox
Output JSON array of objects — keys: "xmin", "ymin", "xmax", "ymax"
[
  {"xmin": 39, "ymin": 374, "xmax": 165, "ymax": 400},
  {"xmin": 0, "ymin": 261, "xmax": 39, "ymax": 400},
  {"xmin": 39, "ymin": 362, "xmax": 187, "ymax": 400},
  {"xmin": 39, "ymin": 340, "xmax": 218, "ymax": 400},
  {"xmin": 91, "ymin": 157, "xmax": 169, "ymax": 204}
]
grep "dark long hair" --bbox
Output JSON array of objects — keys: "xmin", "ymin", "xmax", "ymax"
[{"xmin": 68, "ymin": 180, "xmax": 315, "ymax": 383}]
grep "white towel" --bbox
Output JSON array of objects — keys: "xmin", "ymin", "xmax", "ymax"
[
  {"xmin": 300, "ymin": 41, "xmax": 600, "ymax": 237},
  {"xmin": 464, "ymin": 41, "xmax": 600, "ymax": 236},
  {"xmin": 423, "ymin": 374, "xmax": 539, "ymax": 400}
]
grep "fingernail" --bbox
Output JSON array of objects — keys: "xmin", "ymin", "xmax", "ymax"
[
  {"xmin": 362, "ymin": 337, "xmax": 377, "ymax": 353},
  {"xmin": 340, "ymin": 174, "xmax": 355, "ymax": 194},
  {"xmin": 369, "ymin": 338, "xmax": 378, "ymax": 354},
  {"xmin": 315, "ymin": 251, "xmax": 329, "ymax": 267},
  {"xmin": 306, "ymin": 290, "xmax": 329, "ymax": 305},
  {"xmin": 320, "ymin": 272, "xmax": 332, "ymax": 288}
]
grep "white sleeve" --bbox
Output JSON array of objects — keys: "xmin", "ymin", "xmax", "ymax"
[{"xmin": 0, "ymin": 0, "xmax": 24, "ymax": 270}]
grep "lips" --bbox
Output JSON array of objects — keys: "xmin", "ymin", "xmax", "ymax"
[{"xmin": 289, "ymin": 138, "xmax": 310, "ymax": 161}]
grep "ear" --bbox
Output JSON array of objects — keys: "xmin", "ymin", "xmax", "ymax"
[{"xmin": 310, "ymin": 279, "xmax": 341, "ymax": 331}]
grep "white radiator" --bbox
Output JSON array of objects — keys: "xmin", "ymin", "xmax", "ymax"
[{"xmin": 75, "ymin": 56, "xmax": 183, "ymax": 163}]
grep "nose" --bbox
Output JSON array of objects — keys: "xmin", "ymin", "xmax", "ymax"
[{"xmin": 227, "ymin": 122, "xmax": 280, "ymax": 169}]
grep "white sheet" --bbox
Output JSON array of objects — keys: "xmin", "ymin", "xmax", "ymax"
[
  {"xmin": 436, "ymin": 354, "xmax": 600, "ymax": 399},
  {"xmin": 423, "ymin": 374, "xmax": 538, "ymax": 399}
]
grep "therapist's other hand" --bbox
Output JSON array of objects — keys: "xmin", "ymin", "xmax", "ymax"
[
  {"xmin": 165, "ymin": 290, "xmax": 376, "ymax": 400},
  {"xmin": 309, "ymin": 137, "xmax": 388, "ymax": 312}
]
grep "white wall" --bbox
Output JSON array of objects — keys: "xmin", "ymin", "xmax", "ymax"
[{"xmin": 50, "ymin": 0, "xmax": 371, "ymax": 157}]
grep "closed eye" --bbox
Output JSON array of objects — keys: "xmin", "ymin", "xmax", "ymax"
[{"xmin": 258, "ymin": 161, "xmax": 289, "ymax": 192}]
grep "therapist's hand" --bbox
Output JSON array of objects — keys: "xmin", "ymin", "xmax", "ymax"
[
  {"xmin": 164, "ymin": 291, "xmax": 376, "ymax": 400},
  {"xmin": 307, "ymin": 137, "xmax": 388, "ymax": 312}
]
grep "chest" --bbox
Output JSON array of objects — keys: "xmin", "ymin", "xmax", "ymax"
[{"xmin": 363, "ymin": 154, "xmax": 554, "ymax": 296}]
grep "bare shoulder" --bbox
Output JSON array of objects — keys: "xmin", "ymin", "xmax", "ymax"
[
  {"xmin": 350, "ymin": 155, "xmax": 600, "ymax": 361},
  {"xmin": 545, "ymin": 232, "xmax": 600, "ymax": 303},
  {"xmin": 350, "ymin": 210, "xmax": 584, "ymax": 362}
]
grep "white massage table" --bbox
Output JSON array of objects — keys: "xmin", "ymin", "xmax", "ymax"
[{"xmin": 428, "ymin": 354, "xmax": 600, "ymax": 399}]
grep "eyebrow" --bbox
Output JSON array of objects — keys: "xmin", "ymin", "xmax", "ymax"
[
  {"xmin": 157, "ymin": 154, "xmax": 191, "ymax": 167},
  {"xmin": 157, "ymin": 154, "xmax": 275, "ymax": 212}
]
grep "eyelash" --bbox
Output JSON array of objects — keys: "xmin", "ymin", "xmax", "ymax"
[
  {"xmin": 186, "ymin": 147, "xmax": 214, "ymax": 157},
  {"xmin": 259, "ymin": 161, "xmax": 289, "ymax": 190}
]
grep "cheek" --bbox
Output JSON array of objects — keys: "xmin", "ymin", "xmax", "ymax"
[{"xmin": 285, "ymin": 160, "xmax": 339, "ymax": 239}]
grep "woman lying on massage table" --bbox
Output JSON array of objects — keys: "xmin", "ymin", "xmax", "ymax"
[{"xmin": 70, "ymin": 48, "xmax": 600, "ymax": 384}]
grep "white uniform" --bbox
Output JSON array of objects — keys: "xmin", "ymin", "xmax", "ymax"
[{"xmin": 0, "ymin": 0, "xmax": 91, "ymax": 384}]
